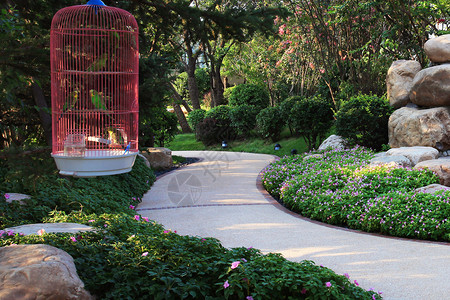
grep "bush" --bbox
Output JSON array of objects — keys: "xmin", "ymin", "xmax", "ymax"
[
  {"xmin": 335, "ymin": 94, "xmax": 393, "ymax": 150},
  {"xmin": 205, "ymin": 105, "xmax": 232, "ymax": 123},
  {"xmin": 262, "ymin": 147, "xmax": 448, "ymax": 242},
  {"xmin": 188, "ymin": 109, "xmax": 207, "ymax": 132},
  {"xmin": 229, "ymin": 104, "xmax": 259, "ymax": 137},
  {"xmin": 228, "ymin": 84, "xmax": 270, "ymax": 109},
  {"xmin": 289, "ymin": 95, "xmax": 334, "ymax": 150},
  {"xmin": 140, "ymin": 108, "xmax": 179, "ymax": 147},
  {"xmin": 256, "ymin": 106, "xmax": 283, "ymax": 142},
  {"xmin": 279, "ymin": 96, "xmax": 302, "ymax": 136},
  {"xmin": 223, "ymin": 86, "xmax": 236, "ymax": 103}
]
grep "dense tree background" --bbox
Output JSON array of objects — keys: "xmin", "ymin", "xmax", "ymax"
[{"xmin": 0, "ymin": 0, "xmax": 448, "ymax": 149}]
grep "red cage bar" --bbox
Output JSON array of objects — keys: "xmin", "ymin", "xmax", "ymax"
[{"xmin": 50, "ymin": 0, "xmax": 139, "ymax": 177}]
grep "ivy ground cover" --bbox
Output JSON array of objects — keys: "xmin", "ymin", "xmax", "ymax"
[{"xmin": 262, "ymin": 147, "xmax": 450, "ymax": 242}]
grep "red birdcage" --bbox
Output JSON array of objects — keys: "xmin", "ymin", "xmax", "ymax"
[{"xmin": 50, "ymin": 0, "xmax": 139, "ymax": 177}]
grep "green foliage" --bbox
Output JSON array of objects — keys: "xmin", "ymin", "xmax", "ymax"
[
  {"xmin": 174, "ymin": 69, "xmax": 210, "ymax": 103},
  {"xmin": 335, "ymin": 94, "xmax": 394, "ymax": 150},
  {"xmin": 228, "ymin": 84, "xmax": 270, "ymax": 109},
  {"xmin": 229, "ymin": 104, "xmax": 259, "ymax": 137},
  {"xmin": 223, "ymin": 86, "xmax": 236, "ymax": 103},
  {"xmin": 288, "ymin": 95, "xmax": 334, "ymax": 150},
  {"xmin": 256, "ymin": 106, "xmax": 283, "ymax": 142},
  {"xmin": 188, "ymin": 109, "xmax": 207, "ymax": 132},
  {"xmin": 140, "ymin": 107, "xmax": 179, "ymax": 147},
  {"xmin": 262, "ymin": 147, "xmax": 449, "ymax": 242},
  {"xmin": 205, "ymin": 105, "xmax": 232, "ymax": 123}
]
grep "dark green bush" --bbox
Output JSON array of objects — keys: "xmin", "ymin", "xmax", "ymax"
[
  {"xmin": 256, "ymin": 106, "xmax": 283, "ymax": 142},
  {"xmin": 196, "ymin": 118, "xmax": 221, "ymax": 145},
  {"xmin": 335, "ymin": 94, "xmax": 393, "ymax": 150},
  {"xmin": 140, "ymin": 107, "xmax": 179, "ymax": 147},
  {"xmin": 290, "ymin": 95, "xmax": 334, "ymax": 150},
  {"xmin": 228, "ymin": 84, "xmax": 270, "ymax": 109},
  {"xmin": 229, "ymin": 104, "xmax": 259, "ymax": 137},
  {"xmin": 205, "ymin": 105, "xmax": 232, "ymax": 123},
  {"xmin": 279, "ymin": 96, "xmax": 302, "ymax": 135},
  {"xmin": 188, "ymin": 109, "xmax": 207, "ymax": 132}
]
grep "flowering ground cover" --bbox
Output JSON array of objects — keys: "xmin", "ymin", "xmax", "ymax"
[
  {"xmin": 262, "ymin": 147, "xmax": 450, "ymax": 242},
  {"xmin": 0, "ymin": 150, "xmax": 381, "ymax": 299}
]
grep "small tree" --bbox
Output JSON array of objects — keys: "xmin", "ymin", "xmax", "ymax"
[{"xmin": 256, "ymin": 106, "xmax": 283, "ymax": 142}]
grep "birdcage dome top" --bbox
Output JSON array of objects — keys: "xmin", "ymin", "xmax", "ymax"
[{"xmin": 51, "ymin": 1, "xmax": 138, "ymax": 32}]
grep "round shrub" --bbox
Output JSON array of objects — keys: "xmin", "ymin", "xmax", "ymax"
[
  {"xmin": 205, "ymin": 105, "xmax": 232, "ymax": 123},
  {"xmin": 187, "ymin": 109, "xmax": 206, "ymax": 132},
  {"xmin": 196, "ymin": 118, "xmax": 220, "ymax": 146},
  {"xmin": 279, "ymin": 96, "xmax": 302, "ymax": 135},
  {"xmin": 198, "ymin": 106, "xmax": 235, "ymax": 145},
  {"xmin": 229, "ymin": 104, "xmax": 259, "ymax": 137},
  {"xmin": 335, "ymin": 94, "xmax": 394, "ymax": 150},
  {"xmin": 290, "ymin": 95, "xmax": 334, "ymax": 150},
  {"xmin": 256, "ymin": 106, "xmax": 283, "ymax": 142},
  {"xmin": 228, "ymin": 84, "xmax": 270, "ymax": 109}
]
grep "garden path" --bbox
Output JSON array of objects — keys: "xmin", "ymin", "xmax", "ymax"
[{"xmin": 137, "ymin": 151, "xmax": 450, "ymax": 300}]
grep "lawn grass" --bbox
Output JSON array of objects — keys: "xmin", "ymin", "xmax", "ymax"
[{"xmin": 167, "ymin": 131, "xmax": 310, "ymax": 157}]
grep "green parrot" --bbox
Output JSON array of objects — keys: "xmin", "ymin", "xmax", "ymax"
[
  {"xmin": 105, "ymin": 126, "xmax": 126, "ymax": 146},
  {"xmin": 86, "ymin": 53, "xmax": 108, "ymax": 72},
  {"xmin": 59, "ymin": 89, "xmax": 79, "ymax": 120},
  {"xmin": 89, "ymin": 89, "xmax": 108, "ymax": 111}
]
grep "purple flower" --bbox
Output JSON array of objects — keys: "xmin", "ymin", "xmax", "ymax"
[
  {"xmin": 142, "ymin": 217, "xmax": 149, "ymax": 222},
  {"xmin": 142, "ymin": 252, "xmax": 148, "ymax": 257},
  {"xmin": 326, "ymin": 282, "xmax": 332, "ymax": 287},
  {"xmin": 7, "ymin": 231, "xmax": 14, "ymax": 236},
  {"xmin": 70, "ymin": 236, "xmax": 77, "ymax": 242},
  {"xmin": 4, "ymin": 193, "xmax": 10, "ymax": 200},
  {"xmin": 231, "ymin": 261, "xmax": 240, "ymax": 269},
  {"xmin": 129, "ymin": 205, "xmax": 135, "ymax": 210},
  {"xmin": 343, "ymin": 273, "xmax": 350, "ymax": 279},
  {"xmin": 301, "ymin": 288, "xmax": 307, "ymax": 294},
  {"xmin": 246, "ymin": 297, "xmax": 254, "ymax": 300},
  {"xmin": 134, "ymin": 215, "xmax": 140, "ymax": 221},
  {"xmin": 354, "ymin": 280, "xmax": 359, "ymax": 286},
  {"xmin": 88, "ymin": 219, "xmax": 95, "ymax": 223},
  {"xmin": 164, "ymin": 230, "xmax": 170, "ymax": 234},
  {"xmin": 223, "ymin": 280, "xmax": 229, "ymax": 289}
]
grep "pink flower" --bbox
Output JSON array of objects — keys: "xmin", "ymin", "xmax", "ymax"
[
  {"xmin": 231, "ymin": 261, "xmax": 240, "ymax": 269},
  {"xmin": 201, "ymin": 238, "xmax": 206, "ymax": 242},
  {"xmin": 326, "ymin": 282, "xmax": 332, "ymax": 287},
  {"xmin": 354, "ymin": 280, "xmax": 359, "ymax": 286},
  {"xmin": 246, "ymin": 297, "xmax": 254, "ymax": 300},
  {"xmin": 142, "ymin": 252, "xmax": 148, "ymax": 257},
  {"xmin": 7, "ymin": 231, "xmax": 14, "ymax": 236},
  {"xmin": 129, "ymin": 205, "xmax": 135, "ymax": 210},
  {"xmin": 70, "ymin": 236, "xmax": 77, "ymax": 242},
  {"xmin": 301, "ymin": 288, "xmax": 307, "ymax": 294},
  {"xmin": 142, "ymin": 217, "xmax": 149, "ymax": 222},
  {"xmin": 223, "ymin": 280, "xmax": 229, "ymax": 289},
  {"xmin": 37, "ymin": 229, "xmax": 45, "ymax": 236},
  {"xmin": 343, "ymin": 273, "xmax": 350, "ymax": 279},
  {"xmin": 104, "ymin": 224, "xmax": 108, "ymax": 228},
  {"xmin": 4, "ymin": 194, "xmax": 10, "ymax": 200},
  {"xmin": 372, "ymin": 295, "xmax": 376, "ymax": 300},
  {"xmin": 164, "ymin": 230, "xmax": 170, "ymax": 234},
  {"xmin": 134, "ymin": 215, "xmax": 140, "ymax": 221},
  {"xmin": 88, "ymin": 219, "xmax": 95, "ymax": 223}
]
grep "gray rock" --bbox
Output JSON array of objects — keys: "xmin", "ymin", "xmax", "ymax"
[
  {"xmin": 370, "ymin": 155, "xmax": 412, "ymax": 167},
  {"xmin": 386, "ymin": 146, "xmax": 439, "ymax": 166},
  {"xmin": 4, "ymin": 193, "xmax": 30, "ymax": 205},
  {"xmin": 141, "ymin": 147, "xmax": 173, "ymax": 170},
  {"xmin": 388, "ymin": 106, "xmax": 450, "ymax": 150},
  {"xmin": 414, "ymin": 157, "xmax": 450, "ymax": 186},
  {"xmin": 410, "ymin": 64, "xmax": 450, "ymax": 107},
  {"xmin": 4, "ymin": 223, "xmax": 95, "ymax": 236},
  {"xmin": 0, "ymin": 244, "xmax": 93, "ymax": 300},
  {"xmin": 318, "ymin": 135, "xmax": 346, "ymax": 151},
  {"xmin": 415, "ymin": 184, "xmax": 450, "ymax": 194},
  {"xmin": 424, "ymin": 34, "xmax": 450, "ymax": 63},
  {"xmin": 386, "ymin": 60, "xmax": 421, "ymax": 108}
]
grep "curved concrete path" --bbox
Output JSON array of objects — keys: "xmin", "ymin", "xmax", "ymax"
[{"xmin": 137, "ymin": 151, "xmax": 450, "ymax": 300}]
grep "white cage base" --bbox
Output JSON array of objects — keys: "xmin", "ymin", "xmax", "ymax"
[{"xmin": 52, "ymin": 150, "xmax": 138, "ymax": 177}]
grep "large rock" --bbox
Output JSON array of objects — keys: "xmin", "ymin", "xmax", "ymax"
[
  {"xmin": 318, "ymin": 135, "xmax": 346, "ymax": 151},
  {"xmin": 415, "ymin": 184, "xmax": 450, "ymax": 194},
  {"xmin": 410, "ymin": 64, "xmax": 450, "ymax": 107},
  {"xmin": 414, "ymin": 158, "xmax": 450, "ymax": 186},
  {"xmin": 424, "ymin": 34, "xmax": 450, "ymax": 64},
  {"xmin": 141, "ymin": 147, "xmax": 173, "ymax": 170},
  {"xmin": 386, "ymin": 146, "xmax": 439, "ymax": 166},
  {"xmin": 370, "ymin": 155, "xmax": 412, "ymax": 168},
  {"xmin": 388, "ymin": 106, "xmax": 450, "ymax": 150},
  {"xmin": 4, "ymin": 223, "xmax": 95, "ymax": 236},
  {"xmin": 0, "ymin": 244, "xmax": 93, "ymax": 300},
  {"xmin": 386, "ymin": 60, "xmax": 422, "ymax": 108}
]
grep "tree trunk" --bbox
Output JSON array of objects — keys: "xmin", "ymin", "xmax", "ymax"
[
  {"xmin": 31, "ymin": 80, "xmax": 52, "ymax": 147},
  {"xmin": 210, "ymin": 64, "xmax": 225, "ymax": 107},
  {"xmin": 167, "ymin": 82, "xmax": 192, "ymax": 133},
  {"xmin": 184, "ymin": 31, "xmax": 201, "ymax": 110}
]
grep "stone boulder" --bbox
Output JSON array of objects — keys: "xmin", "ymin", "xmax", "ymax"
[
  {"xmin": 415, "ymin": 184, "xmax": 450, "ymax": 194},
  {"xmin": 4, "ymin": 193, "xmax": 30, "ymax": 205},
  {"xmin": 386, "ymin": 146, "xmax": 439, "ymax": 166},
  {"xmin": 424, "ymin": 34, "xmax": 450, "ymax": 64},
  {"xmin": 388, "ymin": 106, "xmax": 450, "ymax": 150},
  {"xmin": 318, "ymin": 135, "xmax": 346, "ymax": 151},
  {"xmin": 141, "ymin": 147, "xmax": 173, "ymax": 170},
  {"xmin": 0, "ymin": 244, "xmax": 93, "ymax": 300},
  {"xmin": 370, "ymin": 155, "xmax": 412, "ymax": 168},
  {"xmin": 386, "ymin": 60, "xmax": 421, "ymax": 108},
  {"xmin": 414, "ymin": 157, "xmax": 450, "ymax": 186},
  {"xmin": 410, "ymin": 64, "xmax": 450, "ymax": 107},
  {"xmin": 4, "ymin": 223, "xmax": 95, "ymax": 236}
]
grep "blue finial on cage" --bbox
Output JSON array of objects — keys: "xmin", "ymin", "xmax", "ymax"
[{"xmin": 87, "ymin": 0, "xmax": 106, "ymax": 6}]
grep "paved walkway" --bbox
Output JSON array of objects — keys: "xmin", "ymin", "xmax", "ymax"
[{"xmin": 137, "ymin": 151, "xmax": 450, "ymax": 300}]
